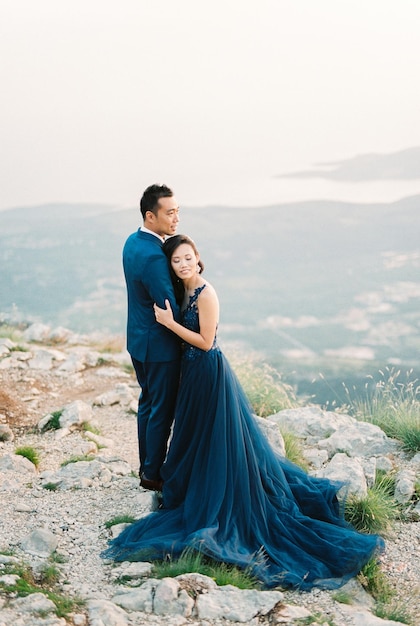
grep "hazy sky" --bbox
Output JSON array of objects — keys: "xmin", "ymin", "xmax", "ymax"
[{"xmin": 1, "ymin": 0, "xmax": 420, "ymax": 211}]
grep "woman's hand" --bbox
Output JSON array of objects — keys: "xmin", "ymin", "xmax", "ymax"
[{"xmin": 154, "ymin": 299, "xmax": 174, "ymax": 328}]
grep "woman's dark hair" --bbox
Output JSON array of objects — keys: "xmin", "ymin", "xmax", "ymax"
[{"xmin": 163, "ymin": 234, "xmax": 204, "ymax": 305}]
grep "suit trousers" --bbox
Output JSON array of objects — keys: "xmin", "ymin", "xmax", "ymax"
[{"xmin": 131, "ymin": 356, "xmax": 180, "ymax": 480}]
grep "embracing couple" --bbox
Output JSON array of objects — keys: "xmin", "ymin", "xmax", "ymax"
[{"xmin": 110, "ymin": 183, "xmax": 384, "ymax": 591}]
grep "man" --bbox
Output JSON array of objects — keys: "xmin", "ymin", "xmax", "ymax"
[{"xmin": 123, "ymin": 184, "xmax": 181, "ymax": 491}]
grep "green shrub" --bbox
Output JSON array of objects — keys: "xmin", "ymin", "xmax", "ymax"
[
  {"xmin": 348, "ymin": 368, "xmax": 420, "ymax": 453},
  {"xmin": 230, "ymin": 356, "xmax": 297, "ymax": 417},
  {"xmin": 15, "ymin": 446, "xmax": 40, "ymax": 468}
]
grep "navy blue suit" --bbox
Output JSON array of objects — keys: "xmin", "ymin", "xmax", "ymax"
[{"xmin": 123, "ymin": 229, "xmax": 181, "ymax": 479}]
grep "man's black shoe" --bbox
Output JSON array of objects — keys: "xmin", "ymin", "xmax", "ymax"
[{"xmin": 140, "ymin": 474, "xmax": 163, "ymax": 492}]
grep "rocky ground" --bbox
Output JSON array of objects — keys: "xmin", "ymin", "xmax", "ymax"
[{"xmin": 0, "ymin": 326, "xmax": 419, "ymax": 626}]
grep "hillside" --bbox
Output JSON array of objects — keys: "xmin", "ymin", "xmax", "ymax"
[{"xmin": 1, "ymin": 196, "xmax": 420, "ymax": 404}]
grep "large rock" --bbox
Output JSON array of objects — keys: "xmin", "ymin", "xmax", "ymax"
[
  {"xmin": 11, "ymin": 592, "xmax": 57, "ymax": 615},
  {"xmin": 59, "ymin": 400, "xmax": 93, "ymax": 429},
  {"xmin": 317, "ymin": 421, "xmax": 397, "ymax": 458},
  {"xmin": 40, "ymin": 459, "xmax": 112, "ymax": 490},
  {"xmin": 153, "ymin": 577, "xmax": 195, "ymax": 616},
  {"xmin": 22, "ymin": 323, "xmax": 51, "ymax": 342},
  {"xmin": 0, "ymin": 453, "xmax": 37, "ymax": 491},
  {"xmin": 394, "ymin": 469, "xmax": 417, "ymax": 504},
  {"xmin": 270, "ymin": 407, "xmax": 354, "ymax": 443},
  {"xmin": 314, "ymin": 453, "xmax": 368, "ymax": 498},
  {"xmin": 196, "ymin": 584, "xmax": 284, "ymax": 622},
  {"xmin": 57, "ymin": 352, "xmax": 87, "ymax": 373},
  {"xmin": 29, "ymin": 348, "xmax": 66, "ymax": 370},
  {"xmin": 255, "ymin": 416, "xmax": 286, "ymax": 456},
  {"xmin": 87, "ymin": 599, "xmax": 129, "ymax": 626},
  {"xmin": 20, "ymin": 528, "xmax": 58, "ymax": 557},
  {"xmin": 111, "ymin": 579, "xmax": 155, "ymax": 613}
]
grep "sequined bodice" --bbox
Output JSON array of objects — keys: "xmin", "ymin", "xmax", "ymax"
[{"xmin": 181, "ymin": 284, "xmax": 218, "ymax": 360}]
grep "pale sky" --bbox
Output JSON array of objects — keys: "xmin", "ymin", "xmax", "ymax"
[{"xmin": 1, "ymin": 0, "xmax": 420, "ymax": 211}]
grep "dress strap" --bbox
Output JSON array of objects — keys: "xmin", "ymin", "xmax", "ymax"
[{"xmin": 188, "ymin": 284, "xmax": 207, "ymax": 307}]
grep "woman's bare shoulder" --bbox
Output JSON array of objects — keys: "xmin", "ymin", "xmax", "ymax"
[{"xmin": 198, "ymin": 281, "xmax": 219, "ymax": 305}]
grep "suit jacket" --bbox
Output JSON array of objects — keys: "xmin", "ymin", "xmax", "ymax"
[{"xmin": 123, "ymin": 229, "xmax": 181, "ymax": 362}]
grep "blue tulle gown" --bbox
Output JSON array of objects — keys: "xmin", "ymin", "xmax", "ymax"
[{"xmin": 103, "ymin": 286, "xmax": 384, "ymax": 590}]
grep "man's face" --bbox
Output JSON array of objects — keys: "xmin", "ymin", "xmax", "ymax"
[{"xmin": 148, "ymin": 196, "xmax": 180, "ymax": 237}]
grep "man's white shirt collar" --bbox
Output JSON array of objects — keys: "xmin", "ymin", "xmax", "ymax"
[{"xmin": 141, "ymin": 226, "xmax": 165, "ymax": 243}]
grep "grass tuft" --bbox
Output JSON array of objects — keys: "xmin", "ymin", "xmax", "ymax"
[
  {"xmin": 9, "ymin": 344, "xmax": 29, "ymax": 352},
  {"xmin": 42, "ymin": 482, "xmax": 59, "ymax": 491},
  {"xmin": 345, "ymin": 368, "xmax": 420, "ymax": 453},
  {"xmin": 230, "ymin": 356, "xmax": 297, "ymax": 417},
  {"xmin": 105, "ymin": 515, "xmax": 137, "ymax": 528},
  {"xmin": 39, "ymin": 564, "xmax": 61, "ymax": 586},
  {"xmin": 50, "ymin": 552, "xmax": 67, "ymax": 564},
  {"xmin": 82, "ymin": 421, "xmax": 101, "ymax": 435},
  {"xmin": 374, "ymin": 601, "xmax": 411, "ymax": 624},
  {"xmin": 41, "ymin": 410, "xmax": 63, "ymax": 432},
  {"xmin": 152, "ymin": 547, "xmax": 260, "ymax": 590},
  {"xmin": 0, "ymin": 558, "xmax": 84, "ymax": 618},
  {"xmin": 331, "ymin": 590, "xmax": 352, "ymax": 605},
  {"xmin": 345, "ymin": 472, "xmax": 399, "ymax": 534},
  {"xmin": 281, "ymin": 430, "xmax": 309, "ymax": 470},
  {"xmin": 15, "ymin": 446, "xmax": 40, "ymax": 468},
  {"xmin": 61, "ymin": 455, "xmax": 96, "ymax": 466},
  {"xmin": 122, "ymin": 362, "xmax": 135, "ymax": 375},
  {"xmin": 92, "ymin": 335, "xmax": 126, "ymax": 353},
  {"xmin": 0, "ymin": 324, "xmax": 23, "ymax": 342},
  {"xmin": 358, "ymin": 557, "xmax": 394, "ymax": 603}
]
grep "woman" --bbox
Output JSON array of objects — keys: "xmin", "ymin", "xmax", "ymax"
[{"xmin": 103, "ymin": 234, "xmax": 384, "ymax": 590}]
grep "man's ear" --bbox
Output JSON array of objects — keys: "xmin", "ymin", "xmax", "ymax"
[{"xmin": 145, "ymin": 210, "xmax": 155, "ymax": 224}]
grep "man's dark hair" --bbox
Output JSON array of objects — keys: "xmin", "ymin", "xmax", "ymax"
[{"xmin": 140, "ymin": 184, "xmax": 173, "ymax": 219}]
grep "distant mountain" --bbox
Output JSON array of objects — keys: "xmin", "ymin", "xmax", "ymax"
[
  {"xmin": 1, "ymin": 196, "xmax": 420, "ymax": 404},
  {"xmin": 277, "ymin": 146, "xmax": 420, "ymax": 181}
]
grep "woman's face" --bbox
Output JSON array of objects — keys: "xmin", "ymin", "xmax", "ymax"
[{"xmin": 170, "ymin": 243, "xmax": 198, "ymax": 280}]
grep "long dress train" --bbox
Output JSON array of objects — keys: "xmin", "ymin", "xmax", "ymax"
[{"xmin": 103, "ymin": 286, "xmax": 384, "ymax": 590}]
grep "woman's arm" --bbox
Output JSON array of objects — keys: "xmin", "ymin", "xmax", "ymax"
[{"xmin": 154, "ymin": 286, "xmax": 219, "ymax": 351}]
